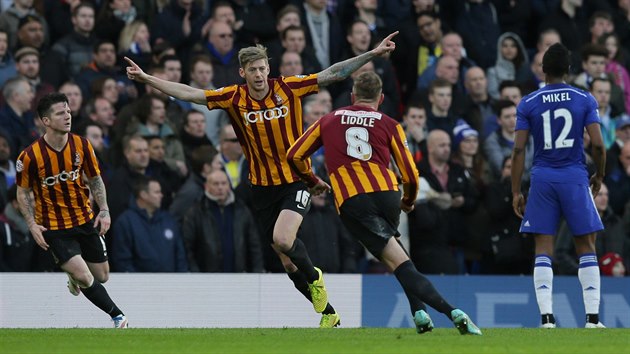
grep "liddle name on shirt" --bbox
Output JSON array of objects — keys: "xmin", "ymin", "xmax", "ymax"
[
  {"xmin": 542, "ymin": 92, "xmax": 571, "ymax": 103},
  {"xmin": 336, "ymin": 109, "xmax": 382, "ymax": 128}
]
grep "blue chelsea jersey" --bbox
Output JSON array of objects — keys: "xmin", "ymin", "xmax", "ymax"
[{"xmin": 516, "ymin": 83, "xmax": 601, "ymax": 183}]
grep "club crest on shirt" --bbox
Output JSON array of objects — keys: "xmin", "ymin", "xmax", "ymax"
[
  {"xmin": 74, "ymin": 152, "xmax": 81, "ymax": 167},
  {"xmin": 16, "ymin": 160, "xmax": 23, "ymax": 172},
  {"xmin": 274, "ymin": 93, "xmax": 283, "ymax": 105},
  {"xmin": 164, "ymin": 229, "xmax": 174, "ymax": 240}
]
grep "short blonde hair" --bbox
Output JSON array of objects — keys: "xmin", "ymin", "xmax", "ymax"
[
  {"xmin": 238, "ymin": 44, "xmax": 269, "ymax": 68},
  {"xmin": 352, "ymin": 72, "xmax": 382, "ymax": 101}
]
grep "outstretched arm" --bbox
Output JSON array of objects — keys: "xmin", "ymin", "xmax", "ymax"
[
  {"xmin": 317, "ymin": 31, "xmax": 398, "ymax": 87},
  {"xmin": 124, "ymin": 57, "xmax": 207, "ymax": 105}
]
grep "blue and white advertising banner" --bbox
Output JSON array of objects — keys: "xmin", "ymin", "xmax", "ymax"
[{"xmin": 362, "ymin": 275, "xmax": 630, "ymax": 328}]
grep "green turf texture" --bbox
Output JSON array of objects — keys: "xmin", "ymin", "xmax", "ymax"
[{"xmin": 1, "ymin": 328, "xmax": 628, "ymax": 354}]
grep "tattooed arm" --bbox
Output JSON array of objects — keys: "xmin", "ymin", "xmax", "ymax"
[
  {"xmin": 17, "ymin": 186, "xmax": 49, "ymax": 250},
  {"xmin": 86, "ymin": 175, "xmax": 111, "ymax": 236},
  {"xmin": 317, "ymin": 31, "xmax": 398, "ymax": 87}
]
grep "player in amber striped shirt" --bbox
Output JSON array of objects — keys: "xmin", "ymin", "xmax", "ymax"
[
  {"xmin": 124, "ymin": 32, "xmax": 398, "ymax": 328},
  {"xmin": 16, "ymin": 93, "xmax": 128, "ymax": 328},
  {"xmin": 288, "ymin": 72, "xmax": 482, "ymax": 335}
]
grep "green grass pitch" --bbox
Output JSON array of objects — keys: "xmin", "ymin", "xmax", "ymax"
[{"xmin": 1, "ymin": 328, "xmax": 629, "ymax": 354}]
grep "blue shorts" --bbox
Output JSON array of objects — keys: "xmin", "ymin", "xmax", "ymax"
[{"xmin": 520, "ymin": 181, "xmax": 603, "ymax": 236}]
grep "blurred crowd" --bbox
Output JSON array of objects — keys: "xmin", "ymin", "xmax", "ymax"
[{"xmin": 0, "ymin": 0, "xmax": 629, "ymax": 276}]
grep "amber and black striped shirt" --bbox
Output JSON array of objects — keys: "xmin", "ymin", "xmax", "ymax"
[
  {"xmin": 288, "ymin": 105, "xmax": 419, "ymax": 210},
  {"xmin": 205, "ymin": 74, "xmax": 318, "ymax": 186},
  {"xmin": 16, "ymin": 133, "xmax": 100, "ymax": 230}
]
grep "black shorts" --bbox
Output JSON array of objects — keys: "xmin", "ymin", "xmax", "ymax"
[
  {"xmin": 251, "ymin": 182, "xmax": 311, "ymax": 243},
  {"xmin": 42, "ymin": 220, "xmax": 108, "ymax": 265},
  {"xmin": 339, "ymin": 191, "xmax": 401, "ymax": 259}
]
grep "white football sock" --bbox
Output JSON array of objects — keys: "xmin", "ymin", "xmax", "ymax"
[
  {"xmin": 534, "ymin": 254, "xmax": 554, "ymax": 315},
  {"xmin": 578, "ymin": 253, "xmax": 601, "ymax": 315}
]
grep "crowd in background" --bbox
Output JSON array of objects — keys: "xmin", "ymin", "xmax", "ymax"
[{"xmin": 0, "ymin": 0, "xmax": 628, "ymax": 277}]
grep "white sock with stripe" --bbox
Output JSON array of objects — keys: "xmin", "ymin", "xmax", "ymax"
[
  {"xmin": 578, "ymin": 253, "xmax": 601, "ymax": 315},
  {"xmin": 534, "ymin": 254, "xmax": 554, "ymax": 315}
]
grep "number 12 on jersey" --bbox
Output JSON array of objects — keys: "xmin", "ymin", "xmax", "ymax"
[{"xmin": 542, "ymin": 108, "xmax": 574, "ymax": 150}]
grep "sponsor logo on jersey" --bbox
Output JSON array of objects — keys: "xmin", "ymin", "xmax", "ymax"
[
  {"xmin": 42, "ymin": 168, "xmax": 81, "ymax": 187},
  {"xmin": 244, "ymin": 106, "xmax": 289, "ymax": 125}
]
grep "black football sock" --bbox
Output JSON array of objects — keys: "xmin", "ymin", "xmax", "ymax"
[
  {"xmin": 542, "ymin": 314, "xmax": 556, "ymax": 324},
  {"xmin": 81, "ymin": 280, "xmax": 123, "ymax": 318},
  {"xmin": 586, "ymin": 314, "xmax": 599, "ymax": 324},
  {"xmin": 287, "ymin": 270, "xmax": 335, "ymax": 315},
  {"xmin": 394, "ymin": 260, "xmax": 454, "ymax": 318},
  {"xmin": 284, "ymin": 239, "xmax": 318, "ymax": 282}
]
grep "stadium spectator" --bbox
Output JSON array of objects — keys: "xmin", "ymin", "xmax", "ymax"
[
  {"xmin": 182, "ymin": 169, "xmax": 264, "ymax": 273},
  {"xmin": 187, "ymin": 55, "xmax": 229, "ymax": 146},
  {"xmin": 275, "ymin": 25, "xmax": 320, "ymax": 77},
  {"xmin": 0, "ymin": 131, "xmax": 14, "ymax": 192},
  {"xmin": 590, "ymin": 78, "xmax": 623, "ymax": 149},
  {"xmin": 605, "ymin": 143, "xmax": 630, "ymax": 216},
  {"xmin": 180, "ymin": 110, "xmax": 214, "ymax": 163},
  {"xmin": 112, "ymin": 175, "xmax": 188, "ymax": 273},
  {"xmin": 539, "ymin": 0, "xmax": 590, "ymax": 73},
  {"xmin": 194, "ymin": 20, "xmax": 242, "ymax": 88},
  {"xmin": 124, "ymin": 94, "xmax": 187, "ymax": 177},
  {"xmin": 75, "ymin": 40, "xmax": 137, "ymax": 105},
  {"xmin": 117, "ymin": 20, "xmax": 151, "ymax": 71},
  {"xmin": 84, "ymin": 97, "xmax": 116, "ymax": 149},
  {"xmin": 13, "ymin": 46, "xmax": 54, "ymax": 113},
  {"xmin": 0, "ymin": 29, "xmax": 16, "ymax": 87},
  {"xmin": 598, "ymin": 32, "xmax": 630, "ymax": 114},
  {"xmin": 605, "ymin": 115, "xmax": 630, "ymax": 174},
  {"xmin": 169, "ymin": 145, "xmax": 218, "ymax": 223},
  {"xmin": 452, "ymin": 0, "xmax": 500, "ymax": 70},
  {"xmin": 486, "ymin": 32, "xmax": 530, "ymax": 100},
  {"xmin": 484, "ymin": 100, "xmax": 533, "ymax": 181},
  {"xmin": 263, "ymin": 4, "xmax": 302, "ymax": 72},
  {"xmin": 0, "ymin": 0, "xmax": 49, "ymax": 50},
  {"xmin": 572, "ymin": 44, "xmax": 626, "ymax": 116},
  {"xmin": 412, "ymin": 56, "xmax": 466, "ymax": 116},
  {"xmin": 461, "ymin": 66, "xmax": 495, "ymax": 134},
  {"xmin": 555, "ymin": 183, "xmax": 627, "ymax": 275},
  {"xmin": 279, "ymin": 50, "xmax": 303, "ymax": 77},
  {"xmin": 588, "ymin": 11, "xmax": 614, "ymax": 45},
  {"xmin": 151, "ymin": 0, "xmax": 206, "ymax": 68},
  {"xmin": 298, "ymin": 0, "xmax": 343, "ymax": 70},
  {"xmin": 499, "ymin": 80, "xmax": 523, "ymax": 106},
  {"xmin": 50, "ymin": 3, "xmax": 97, "ymax": 79},
  {"xmin": 145, "ymin": 135, "xmax": 183, "ymax": 207},
  {"xmin": 423, "ymin": 78, "xmax": 461, "ymax": 139},
  {"xmin": 409, "ymin": 130, "xmax": 462, "ymax": 275},
  {"xmin": 392, "ymin": 10, "xmax": 443, "ymax": 103},
  {"xmin": 523, "ymin": 51, "xmax": 546, "ymax": 94},
  {"xmin": 0, "ymin": 184, "xmax": 33, "ymax": 271},
  {"xmin": 481, "ymin": 156, "xmax": 533, "ymax": 275},
  {"xmin": 94, "ymin": 0, "xmax": 138, "ymax": 45},
  {"xmin": 59, "ymin": 81, "xmax": 84, "ymax": 127},
  {"xmin": 417, "ymin": 32, "xmax": 476, "ymax": 98},
  {"xmin": 0, "ymin": 77, "xmax": 35, "ymax": 159},
  {"xmin": 402, "ymin": 102, "xmax": 428, "ymax": 164}
]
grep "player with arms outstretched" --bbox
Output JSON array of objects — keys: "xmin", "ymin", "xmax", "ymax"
[
  {"xmin": 16, "ymin": 93, "xmax": 127, "ymax": 328},
  {"xmin": 288, "ymin": 71, "xmax": 482, "ymax": 335},
  {"xmin": 125, "ymin": 31, "xmax": 400, "ymax": 328},
  {"xmin": 511, "ymin": 43, "xmax": 606, "ymax": 328}
]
